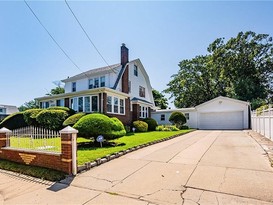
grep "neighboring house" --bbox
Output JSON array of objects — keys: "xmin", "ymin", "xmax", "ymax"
[
  {"xmin": 0, "ymin": 104, "xmax": 19, "ymax": 121},
  {"xmin": 152, "ymin": 96, "xmax": 250, "ymax": 130},
  {"xmin": 36, "ymin": 44, "xmax": 155, "ymax": 125}
]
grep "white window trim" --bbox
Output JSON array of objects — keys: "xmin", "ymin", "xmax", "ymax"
[
  {"xmin": 70, "ymin": 95, "xmax": 99, "ymax": 113},
  {"xmin": 106, "ymin": 95, "xmax": 126, "ymax": 115},
  {"xmin": 88, "ymin": 75, "xmax": 106, "ymax": 89}
]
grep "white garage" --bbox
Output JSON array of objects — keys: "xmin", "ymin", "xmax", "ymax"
[
  {"xmin": 196, "ymin": 96, "xmax": 249, "ymax": 130},
  {"xmin": 151, "ymin": 96, "xmax": 250, "ymax": 130}
]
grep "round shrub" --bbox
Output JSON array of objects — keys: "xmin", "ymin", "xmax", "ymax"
[
  {"xmin": 46, "ymin": 106, "xmax": 75, "ymax": 116},
  {"xmin": 73, "ymin": 113, "xmax": 126, "ymax": 140},
  {"xmin": 36, "ymin": 110, "xmax": 68, "ymax": 130},
  {"xmin": 142, "ymin": 118, "xmax": 158, "ymax": 131},
  {"xmin": 169, "ymin": 112, "xmax": 186, "ymax": 128},
  {"xmin": 133, "ymin": 120, "xmax": 148, "ymax": 132},
  {"xmin": 110, "ymin": 117, "xmax": 126, "ymax": 138},
  {"xmin": 0, "ymin": 112, "xmax": 28, "ymax": 130},
  {"xmin": 23, "ymin": 109, "xmax": 43, "ymax": 126},
  {"xmin": 63, "ymin": 112, "xmax": 86, "ymax": 127}
]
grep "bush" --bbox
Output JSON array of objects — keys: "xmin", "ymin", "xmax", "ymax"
[
  {"xmin": 36, "ymin": 110, "xmax": 68, "ymax": 130},
  {"xmin": 156, "ymin": 125, "xmax": 179, "ymax": 131},
  {"xmin": 169, "ymin": 112, "xmax": 186, "ymax": 128},
  {"xmin": 63, "ymin": 113, "xmax": 86, "ymax": 127},
  {"xmin": 46, "ymin": 106, "xmax": 75, "ymax": 116},
  {"xmin": 142, "ymin": 118, "xmax": 158, "ymax": 131},
  {"xmin": 110, "ymin": 117, "xmax": 126, "ymax": 138},
  {"xmin": 133, "ymin": 120, "xmax": 148, "ymax": 132},
  {"xmin": 23, "ymin": 109, "xmax": 43, "ymax": 126},
  {"xmin": 73, "ymin": 113, "xmax": 126, "ymax": 140},
  {"xmin": 178, "ymin": 125, "xmax": 189, "ymax": 130},
  {"xmin": 0, "ymin": 112, "xmax": 28, "ymax": 130}
]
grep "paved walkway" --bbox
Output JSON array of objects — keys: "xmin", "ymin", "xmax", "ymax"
[{"xmin": 1, "ymin": 130, "xmax": 273, "ymax": 205}]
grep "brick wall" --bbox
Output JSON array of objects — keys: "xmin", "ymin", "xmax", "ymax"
[{"xmin": 0, "ymin": 128, "xmax": 77, "ymax": 175}]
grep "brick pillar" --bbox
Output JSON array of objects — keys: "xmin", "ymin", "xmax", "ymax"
[
  {"xmin": 0, "ymin": 127, "xmax": 11, "ymax": 148},
  {"xmin": 60, "ymin": 126, "xmax": 78, "ymax": 175}
]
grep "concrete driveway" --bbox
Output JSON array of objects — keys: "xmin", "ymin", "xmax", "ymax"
[{"xmin": 1, "ymin": 130, "xmax": 273, "ymax": 205}]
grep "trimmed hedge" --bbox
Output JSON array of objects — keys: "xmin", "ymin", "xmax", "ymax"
[
  {"xmin": 73, "ymin": 113, "xmax": 126, "ymax": 140},
  {"xmin": 0, "ymin": 112, "xmax": 28, "ymax": 130},
  {"xmin": 156, "ymin": 125, "xmax": 180, "ymax": 131},
  {"xmin": 169, "ymin": 112, "xmax": 186, "ymax": 128},
  {"xmin": 63, "ymin": 112, "xmax": 86, "ymax": 127},
  {"xmin": 36, "ymin": 110, "xmax": 68, "ymax": 130},
  {"xmin": 23, "ymin": 109, "xmax": 43, "ymax": 126},
  {"xmin": 111, "ymin": 117, "xmax": 126, "ymax": 138},
  {"xmin": 142, "ymin": 118, "xmax": 158, "ymax": 131},
  {"xmin": 133, "ymin": 120, "xmax": 148, "ymax": 132},
  {"xmin": 46, "ymin": 106, "xmax": 75, "ymax": 116}
]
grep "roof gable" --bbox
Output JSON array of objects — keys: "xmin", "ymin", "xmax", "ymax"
[{"xmin": 196, "ymin": 96, "xmax": 249, "ymax": 109}]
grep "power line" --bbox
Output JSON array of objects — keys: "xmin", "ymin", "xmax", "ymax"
[
  {"xmin": 24, "ymin": 0, "xmax": 90, "ymax": 78},
  {"xmin": 64, "ymin": 0, "xmax": 117, "ymax": 74}
]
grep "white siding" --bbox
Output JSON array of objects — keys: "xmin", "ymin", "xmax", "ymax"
[
  {"xmin": 151, "ymin": 110, "xmax": 197, "ymax": 128},
  {"xmin": 64, "ymin": 71, "xmax": 120, "ymax": 93},
  {"xmin": 128, "ymin": 62, "xmax": 153, "ymax": 103}
]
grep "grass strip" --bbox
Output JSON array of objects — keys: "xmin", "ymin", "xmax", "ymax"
[
  {"xmin": 0, "ymin": 159, "xmax": 66, "ymax": 181},
  {"xmin": 77, "ymin": 129, "xmax": 193, "ymax": 165}
]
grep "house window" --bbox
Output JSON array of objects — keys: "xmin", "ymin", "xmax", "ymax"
[
  {"xmin": 139, "ymin": 105, "xmax": 148, "ymax": 118},
  {"xmin": 139, "ymin": 86, "xmax": 145, "ymax": 98},
  {"xmin": 56, "ymin": 99, "xmax": 64, "ymax": 107},
  {"xmin": 39, "ymin": 102, "xmax": 43, "ymax": 108},
  {"xmin": 45, "ymin": 102, "xmax": 49, "ymax": 108},
  {"xmin": 120, "ymin": 99, "xmax": 124, "ymax": 114},
  {"xmin": 107, "ymin": 96, "xmax": 112, "ymax": 112},
  {"xmin": 72, "ymin": 82, "xmax": 76, "ymax": 92},
  {"xmin": 161, "ymin": 114, "xmax": 165, "ymax": 121},
  {"xmin": 73, "ymin": 97, "xmax": 78, "ymax": 111},
  {"xmin": 88, "ymin": 79, "xmax": 93, "ymax": 89},
  {"xmin": 92, "ymin": 96, "xmax": 98, "ymax": 112},
  {"xmin": 185, "ymin": 113, "xmax": 189, "ymax": 120},
  {"xmin": 0, "ymin": 108, "xmax": 6, "ymax": 114},
  {"xmin": 114, "ymin": 97, "xmax": 119, "ymax": 113},
  {"xmin": 94, "ymin": 78, "xmax": 99, "ymax": 88},
  {"xmin": 84, "ymin": 97, "xmax": 91, "ymax": 112},
  {"xmin": 134, "ymin": 65, "xmax": 138, "ymax": 76},
  {"xmin": 78, "ymin": 97, "xmax": 83, "ymax": 112},
  {"xmin": 100, "ymin": 76, "xmax": 105, "ymax": 87}
]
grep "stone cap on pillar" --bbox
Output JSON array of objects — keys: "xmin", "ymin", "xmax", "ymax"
[
  {"xmin": 0, "ymin": 127, "xmax": 12, "ymax": 134},
  {"xmin": 60, "ymin": 126, "xmax": 78, "ymax": 134}
]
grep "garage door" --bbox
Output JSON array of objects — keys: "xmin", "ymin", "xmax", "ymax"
[{"xmin": 199, "ymin": 111, "xmax": 243, "ymax": 130}]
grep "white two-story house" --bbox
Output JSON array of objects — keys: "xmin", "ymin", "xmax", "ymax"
[{"xmin": 36, "ymin": 44, "xmax": 155, "ymax": 125}]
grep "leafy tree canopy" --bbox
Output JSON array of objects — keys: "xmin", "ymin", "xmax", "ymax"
[
  {"xmin": 18, "ymin": 100, "xmax": 39, "ymax": 112},
  {"xmin": 152, "ymin": 89, "xmax": 168, "ymax": 109},
  {"xmin": 46, "ymin": 86, "xmax": 65, "ymax": 96},
  {"xmin": 165, "ymin": 31, "xmax": 273, "ymax": 110}
]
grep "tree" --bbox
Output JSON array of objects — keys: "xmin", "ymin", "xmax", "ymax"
[
  {"xmin": 18, "ymin": 100, "xmax": 39, "ymax": 111},
  {"xmin": 165, "ymin": 31, "xmax": 273, "ymax": 109},
  {"xmin": 46, "ymin": 86, "xmax": 65, "ymax": 96},
  {"xmin": 169, "ymin": 112, "xmax": 186, "ymax": 129},
  {"xmin": 152, "ymin": 89, "xmax": 168, "ymax": 109}
]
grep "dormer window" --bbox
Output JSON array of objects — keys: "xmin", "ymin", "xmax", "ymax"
[
  {"xmin": 72, "ymin": 82, "xmax": 76, "ymax": 92},
  {"xmin": 100, "ymin": 76, "xmax": 105, "ymax": 87},
  {"xmin": 88, "ymin": 79, "xmax": 93, "ymax": 89},
  {"xmin": 94, "ymin": 78, "xmax": 99, "ymax": 88},
  {"xmin": 134, "ymin": 65, "xmax": 138, "ymax": 76}
]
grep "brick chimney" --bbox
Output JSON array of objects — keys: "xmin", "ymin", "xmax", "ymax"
[{"xmin": 121, "ymin": 43, "xmax": 129, "ymax": 67}]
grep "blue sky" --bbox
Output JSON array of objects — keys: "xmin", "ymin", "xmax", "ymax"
[{"xmin": 1, "ymin": 1, "xmax": 273, "ymax": 107}]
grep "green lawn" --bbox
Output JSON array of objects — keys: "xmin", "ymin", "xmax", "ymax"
[
  {"xmin": 9, "ymin": 136, "xmax": 61, "ymax": 153},
  {"xmin": 77, "ymin": 129, "xmax": 193, "ymax": 165}
]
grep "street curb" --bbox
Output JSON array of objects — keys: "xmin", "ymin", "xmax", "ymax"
[
  {"xmin": 77, "ymin": 130, "xmax": 195, "ymax": 174},
  {"xmin": 248, "ymin": 130, "xmax": 273, "ymax": 167}
]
